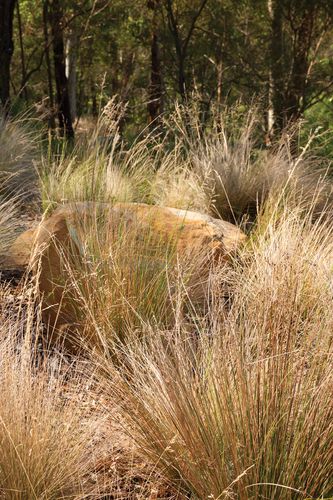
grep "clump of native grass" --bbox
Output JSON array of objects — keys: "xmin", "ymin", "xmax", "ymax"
[
  {"xmin": 0, "ymin": 283, "xmax": 107, "ymax": 499},
  {"xmin": 39, "ymin": 98, "xmax": 211, "ymax": 215},
  {"xmin": 165, "ymin": 102, "xmax": 332, "ymax": 225},
  {"xmin": 53, "ymin": 204, "xmax": 197, "ymax": 356},
  {"xmin": 41, "ymin": 99, "xmax": 332, "ymax": 227},
  {"xmin": 0, "ymin": 112, "xmax": 38, "ymax": 197},
  {"xmin": 40, "ymin": 99, "xmax": 156, "ymax": 211},
  {"xmin": 0, "ymin": 194, "xmax": 19, "ymax": 256},
  {"xmin": 149, "ymin": 148, "xmax": 212, "ymax": 213},
  {"xmin": 96, "ymin": 194, "xmax": 333, "ymax": 499}
]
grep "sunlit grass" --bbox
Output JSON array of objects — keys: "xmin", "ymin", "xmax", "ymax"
[
  {"xmin": 0, "ymin": 102, "xmax": 332, "ymax": 498},
  {"xmin": 0, "ymin": 195, "xmax": 19, "ymax": 256},
  {"xmin": 0, "ymin": 285, "xmax": 104, "ymax": 499},
  {"xmin": 0, "ymin": 113, "xmax": 38, "ymax": 197},
  {"xmin": 39, "ymin": 202, "xmax": 203, "ymax": 357},
  {"xmin": 96, "ymin": 197, "xmax": 333, "ymax": 499}
]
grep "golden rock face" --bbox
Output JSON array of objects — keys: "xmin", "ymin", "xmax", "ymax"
[{"xmin": 4, "ymin": 202, "xmax": 246, "ymax": 348}]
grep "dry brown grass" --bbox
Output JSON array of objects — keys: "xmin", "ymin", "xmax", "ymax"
[
  {"xmin": 162, "ymin": 102, "xmax": 332, "ymax": 225},
  {"xmin": 1, "ymin": 103, "xmax": 333, "ymax": 498},
  {"xmin": 45, "ymin": 204, "xmax": 199, "ymax": 358},
  {"xmin": 97, "ymin": 198, "xmax": 333, "ymax": 499},
  {"xmin": 0, "ymin": 195, "xmax": 19, "ymax": 256},
  {"xmin": 0, "ymin": 281, "xmax": 182, "ymax": 499},
  {"xmin": 40, "ymin": 100, "xmax": 156, "ymax": 211},
  {"xmin": 0, "ymin": 282, "xmax": 106, "ymax": 499},
  {"xmin": 0, "ymin": 113, "xmax": 37, "ymax": 197}
]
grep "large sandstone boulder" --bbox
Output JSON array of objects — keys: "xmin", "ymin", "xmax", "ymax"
[{"xmin": 6, "ymin": 203, "xmax": 246, "ymax": 346}]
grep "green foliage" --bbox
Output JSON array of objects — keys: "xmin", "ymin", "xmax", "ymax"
[
  {"xmin": 6, "ymin": 0, "xmax": 333, "ymax": 137},
  {"xmin": 302, "ymin": 99, "xmax": 333, "ymax": 160}
]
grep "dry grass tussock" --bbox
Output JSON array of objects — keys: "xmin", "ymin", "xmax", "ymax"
[
  {"xmin": 41, "ymin": 100, "xmax": 212, "ymax": 214},
  {"xmin": 0, "ymin": 282, "xmax": 119, "ymax": 499},
  {"xmin": 0, "ymin": 113, "xmax": 38, "ymax": 197},
  {"xmin": 94, "ymin": 199, "xmax": 333, "ymax": 500},
  {"xmin": 1, "ymin": 103, "xmax": 333, "ymax": 498},
  {"xmin": 40, "ymin": 100, "xmax": 156, "ymax": 210},
  {"xmin": 0, "ymin": 280, "xmax": 180, "ymax": 498},
  {"xmin": 49, "ymin": 206, "xmax": 200, "ymax": 356},
  {"xmin": 166, "ymin": 102, "xmax": 333, "ymax": 224},
  {"xmin": 0, "ymin": 194, "xmax": 19, "ymax": 256},
  {"xmin": 41, "ymin": 101, "xmax": 332, "ymax": 228}
]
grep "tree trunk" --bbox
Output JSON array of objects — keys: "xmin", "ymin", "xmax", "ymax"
[
  {"xmin": 165, "ymin": 0, "xmax": 187, "ymax": 100},
  {"xmin": 42, "ymin": 0, "xmax": 56, "ymax": 129},
  {"xmin": 284, "ymin": 5, "xmax": 315, "ymax": 124},
  {"xmin": 165, "ymin": 0, "xmax": 208, "ymax": 101},
  {"xmin": 65, "ymin": 30, "xmax": 78, "ymax": 123},
  {"xmin": 147, "ymin": 0, "xmax": 163, "ymax": 124},
  {"xmin": 49, "ymin": 0, "xmax": 74, "ymax": 138},
  {"xmin": 268, "ymin": 0, "xmax": 284, "ymax": 135},
  {"xmin": 16, "ymin": 0, "xmax": 28, "ymax": 102},
  {"xmin": 0, "ymin": 0, "xmax": 16, "ymax": 109}
]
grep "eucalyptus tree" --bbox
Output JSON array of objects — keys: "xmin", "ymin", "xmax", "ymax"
[
  {"xmin": 0, "ymin": 0, "xmax": 17, "ymax": 108},
  {"xmin": 268, "ymin": 0, "xmax": 333, "ymax": 135}
]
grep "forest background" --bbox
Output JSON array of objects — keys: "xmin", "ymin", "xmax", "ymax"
[{"xmin": 1, "ymin": 0, "xmax": 333, "ymax": 145}]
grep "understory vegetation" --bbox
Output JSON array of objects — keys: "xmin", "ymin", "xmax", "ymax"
[{"xmin": 0, "ymin": 103, "xmax": 332, "ymax": 499}]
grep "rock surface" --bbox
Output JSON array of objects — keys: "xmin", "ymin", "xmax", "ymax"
[{"xmin": 3, "ymin": 202, "xmax": 246, "ymax": 346}]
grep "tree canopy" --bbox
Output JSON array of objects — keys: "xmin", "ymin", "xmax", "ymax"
[{"xmin": 1, "ymin": 0, "xmax": 333, "ymax": 138}]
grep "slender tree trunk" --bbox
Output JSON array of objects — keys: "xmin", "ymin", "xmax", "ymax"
[
  {"xmin": 268, "ymin": 1, "xmax": 316, "ymax": 135},
  {"xmin": 109, "ymin": 36, "xmax": 119, "ymax": 95},
  {"xmin": 16, "ymin": 0, "xmax": 28, "ymax": 102},
  {"xmin": 91, "ymin": 80, "xmax": 97, "ymax": 116},
  {"xmin": 216, "ymin": 34, "xmax": 225, "ymax": 107},
  {"xmin": 65, "ymin": 30, "xmax": 78, "ymax": 122},
  {"xmin": 268, "ymin": 0, "xmax": 284, "ymax": 135},
  {"xmin": 284, "ymin": 6, "xmax": 314, "ymax": 124},
  {"xmin": 0, "ymin": 0, "xmax": 16, "ymax": 109},
  {"xmin": 42, "ymin": 0, "xmax": 55, "ymax": 129},
  {"xmin": 49, "ymin": 0, "xmax": 74, "ymax": 138},
  {"xmin": 165, "ymin": 0, "xmax": 208, "ymax": 101},
  {"xmin": 165, "ymin": 0, "xmax": 186, "ymax": 100},
  {"xmin": 178, "ymin": 58, "xmax": 186, "ymax": 100},
  {"xmin": 147, "ymin": 0, "xmax": 163, "ymax": 124}
]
